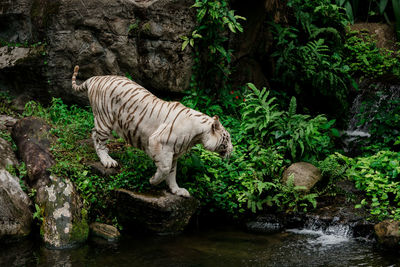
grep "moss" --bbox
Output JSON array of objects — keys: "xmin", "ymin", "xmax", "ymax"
[
  {"xmin": 70, "ymin": 208, "xmax": 89, "ymax": 243},
  {"xmin": 141, "ymin": 22, "xmax": 152, "ymax": 35}
]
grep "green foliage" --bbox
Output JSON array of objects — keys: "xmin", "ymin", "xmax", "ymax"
[
  {"xmin": 343, "ymin": 31, "xmax": 400, "ymax": 79},
  {"xmin": 345, "ymin": 151, "xmax": 400, "ymax": 221},
  {"xmin": 183, "ymin": 0, "xmax": 245, "ymax": 106},
  {"xmin": 242, "ymin": 83, "xmax": 336, "ymax": 162},
  {"xmin": 0, "ymin": 92, "xmax": 18, "ymax": 116},
  {"xmin": 33, "ymin": 203, "xmax": 44, "ymax": 223},
  {"xmin": 271, "ymin": 0, "xmax": 352, "ymax": 117},
  {"xmin": 336, "ymin": 0, "xmax": 400, "ymax": 40}
]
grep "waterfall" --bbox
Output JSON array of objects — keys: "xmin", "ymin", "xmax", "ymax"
[{"xmin": 343, "ymin": 82, "xmax": 400, "ymax": 155}]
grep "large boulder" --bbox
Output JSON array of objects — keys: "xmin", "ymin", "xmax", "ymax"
[
  {"xmin": 0, "ymin": 169, "xmax": 32, "ymax": 241},
  {"xmin": 0, "ymin": 137, "xmax": 18, "ymax": 169},
  {"xmin": 36, "ymin": 175, "xmax": 89, "ymax": 249},
  {"xmin": 115, "ymin": 189, "xmax": 199, "ymax": 234},
  {"xmin": 0, "ymin": 0, "xmax": 196, "ymax": 104},
  {"xmin": 374, "ymin": 220, "xmax": 400, "ymax": 249},
  {"xmin": 282, "ymin": 162, "xmax": 321, "ymax": 192}
]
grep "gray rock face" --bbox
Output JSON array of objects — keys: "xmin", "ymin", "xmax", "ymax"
[
  {"xmin": 115, "ymin": 189, "xmax": 199, "ymax": 234},
  {"xmin": 0, "ymin": 137, "xmax": 18, "ymax": 169},
  {"xmin": 36, "ymin": 175, "xmax": 89, "ymax": 249},
  {"xmin": 282, "ymin": 162, "xmax": 322, "ymax": 192},
  {"xmin": 0, "ymin": 169, "xmax": 32, "ymax": 240},
  {"xmin": 374, "ymin": 220, "xmax": 400, "ymax": 249},
  {"xmin": 0, "ymin": 0, "xmax": 196, "ymax": 104}
]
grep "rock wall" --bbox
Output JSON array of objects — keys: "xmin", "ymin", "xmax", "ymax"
[{"xmin": 0, "ymin": 0, "xmax": 196, "ymax": 104}]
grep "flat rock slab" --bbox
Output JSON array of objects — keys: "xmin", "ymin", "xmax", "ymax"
[
  {"xmin": 0, "ymin": 169, "xmax": 32, "ymax": 241},
  {"xmin": 90, "ymin": 222, "xmax": 120, "ymax": 242},
  {"xmin": 115, "ymin": 189, "xmax": 199, "ymax": 234}
]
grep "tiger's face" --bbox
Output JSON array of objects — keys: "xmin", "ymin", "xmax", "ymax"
[
  {"xmin": 215, "ymin": 129, "xmax": 233, "ymax": 159},
  {"xmin": 209, "ymin": 116, "xmax": 233, "ymax": 159}
]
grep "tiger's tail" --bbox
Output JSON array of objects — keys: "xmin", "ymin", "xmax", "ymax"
[{"xmin": 71, "ymin": 65, "xmax": 87, "ymax": 92}]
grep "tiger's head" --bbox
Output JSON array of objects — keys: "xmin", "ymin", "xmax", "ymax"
[{"xmin": 204, "ymin": 116, "xmax": 233, "ymax": 159}]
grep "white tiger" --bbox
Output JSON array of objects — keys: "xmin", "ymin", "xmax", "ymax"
[{"xmin": 72, "ymin": 66, "xmax": 233, "ymax": 197}]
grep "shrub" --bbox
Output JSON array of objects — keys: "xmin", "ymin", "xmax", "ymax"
[
  {"xmin": 242, "ymin": 83, "xmax": 337, "ymax": 162},
  {"xmin": 346, "ymin": 151, "xmax": 400, "ymax": 221}
]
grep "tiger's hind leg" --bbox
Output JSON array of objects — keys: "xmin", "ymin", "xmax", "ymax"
[{"xmin": 92, "ymin": 118, "xmax": 118, "ymax": 168}]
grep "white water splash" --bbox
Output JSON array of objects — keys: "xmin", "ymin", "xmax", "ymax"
[{"xmin": 287, "ymin": 224, "xmax": 352, "ymax": 246}]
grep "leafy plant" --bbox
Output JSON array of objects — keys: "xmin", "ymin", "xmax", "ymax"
[
  {"xmin": 345, "ymin": 151, "xmax": 400, "ymax": 220},
  {"xmin": 242, "ymin": 83, "xmax": 336, "ymax": 162},
  {"xmin": 270, "ymin": 1, "xmax": 352, "ymax": 118},
  {"xmin": 343, "ymin": 30, "xmax": 400, "ymax": 79},
  {"xmin": 182, "ymin": 0, "xmax": 245, "ymax": 111}
]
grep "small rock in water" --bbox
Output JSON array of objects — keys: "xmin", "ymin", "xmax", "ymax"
[
  {"xmin": 115, "ymin": 189, "xmax": 199, "ymax": 234},
  {"xmin": 90, "ymin": 222, "xmax": 120, "ymax": 242},
  {"xmin": 246, "ymin": 215, "xmax": 284, "ymax": 234}
]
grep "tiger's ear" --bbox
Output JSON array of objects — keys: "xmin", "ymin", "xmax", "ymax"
[{"xmin": 212, "ymin": 115, "xmax": 221, "ymax": 133}]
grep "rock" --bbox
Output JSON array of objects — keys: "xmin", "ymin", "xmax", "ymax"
[
  {"xmin": 90, "ymin": 222, "xmax": 120, "ymax": 242},
  {"xmin": 0, "ymin": 0, "xmax": 196, "ymax": 104},
  {"xmin": 0, "ymin": 115, "xmax": 18, "ymax": 131},
  {"xmin": 0, "ymin": 46, "xmax": 43, "ymax": 69},
  {"xmin": 36, "ymin": 175, "xmax": 89, "ymax": 249},
  {"xmin": 0, "ymin": 137, "xmax": 18, "ymax": 169},
  {"xmin": 0, "ymin": 169, "xmax": 32, "ymax": 241},
  {"xmin": 11, "ymin": 117, "xmax": 89, "ymax": 248},
  {"xmin": 374, "ymin": 220, "xmax": 400, "ymax": 249},
  {"xmin": 282, "ymin": 162, "xmax": 322, "ymax": 192},
  {"xmin": 350, "ymin": 23, "xmax": 398, "ymax": 51},
  {"xmin": 115, "ymin": 189, "xmax": 199, "ymax": 234},
  {"xmin": 246, "ymin": 215, "xmax": 284, "ymax": 234},
  {"xmin": 11, "ymin": 117, "xmax": 55, "ymax": 188},
  {"xmin": 88, "ymin": 161, "xmax": 119, "ymax": 177}
]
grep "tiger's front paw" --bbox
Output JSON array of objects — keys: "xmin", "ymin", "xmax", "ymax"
[
  {"xmin": 171, "ymin": 187, "xmax": 190, "ymax": 197},
  {"xmin": 101, "ymin": 158, "xmax": 118, "ymax": 168},
  {"xmin": 98, "ymin": 151, "xmax": 118, "ymax": 168}
]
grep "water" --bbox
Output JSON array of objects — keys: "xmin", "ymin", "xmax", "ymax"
[{"xmin": 1, "ymin": 227, "xmax": 399, "ymax": 267}]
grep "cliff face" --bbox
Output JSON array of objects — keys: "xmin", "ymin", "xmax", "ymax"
[{"xmin": 0, "ymin": 0, "xmax": 196, "ymax": 104}]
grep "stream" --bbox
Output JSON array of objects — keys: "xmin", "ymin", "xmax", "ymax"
[{"xmin": 1, "ymin": 227, "xmax": 399, "ymax": 267}]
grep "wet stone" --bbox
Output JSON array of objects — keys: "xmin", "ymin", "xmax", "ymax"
[{"xmin": 90, "ymin": 222, "xmax": 120, "ymax": 242}]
